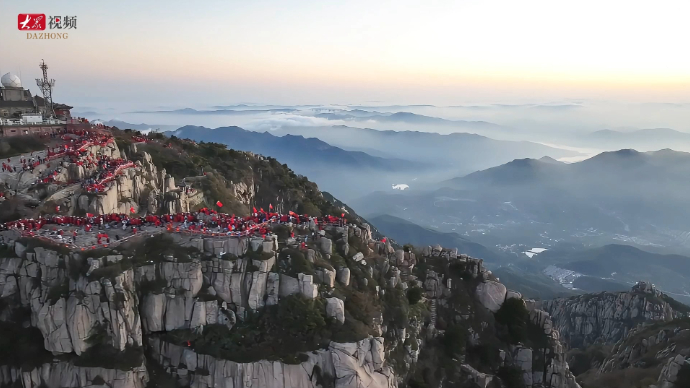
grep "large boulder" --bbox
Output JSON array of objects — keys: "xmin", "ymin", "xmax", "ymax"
[
  {"xmin": 326, "ymin": 297, "xmax": 345, "ymax": 324},
  {"xmin": 298, "ymin": 273, "xmax": 318, "ymax": 299},
  {"xmin": 337, "ymin": 268, "xmax": 351, "ymax": 286},
  {"xmin": 318, "ymin": 238, "xmax": 333, "ymax": 255},
  {"xmin": 279, "ymin": 274, "xmax": 300, "ymax": 297},
  {"xmin": 315, "ymin": 268, "xmax": 335, "ymax": 288},
  {"xmin": 475, "ymin": 280, "xmax": 507, "ymax": 312}
]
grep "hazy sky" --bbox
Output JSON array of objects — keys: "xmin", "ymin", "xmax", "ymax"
[{"xmin": 3, "ymin": 0, "xmax": 690, "ymax": 107}]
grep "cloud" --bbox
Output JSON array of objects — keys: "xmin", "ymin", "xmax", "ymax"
[{"xmin": 241, "ymin": 113, "xmax": 344, "ymax": 131}]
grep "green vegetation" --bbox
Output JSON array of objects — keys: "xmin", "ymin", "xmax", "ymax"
[
  {"xmin": 271, "ymin": 224, "xmax": 292, "ymax": 241},
  {"xmin": 442, "ymin": 324, "xmax": 467, "ymax": 357},
  {"xmin": 0, "ymin": 322, "xmax": 54, "ymax": 370},
  {"xmin": 244, "ymin": 246, "xmax": 274, "ymax": 262},
  {"xmin": 279, "ymin": 248, "xmax": 313, "ymax": 276},
  {"xmin": 47, "ymin": 279, "xmax": 70, "ymax": 305},
  {"xmin": 344, "ymin": 289, "xmax": 380, "ymax": 326},
  {"xmin": 129, "ymin": 234, "xmax": 198, "ymax": 264},
  {"xmin": 497, "ymin": 366, "xmax": 527, "ymax": 388},
  {"xmin": 0, "ymin": 135, "xmax": 47, "ymax": 159},
  {"xmin": 661, "ymin": 294, "xmax": 690, "ymax": 314},
  {"xmin": 114, "ymin": 129, "xmax": 358, "ymax": 218},
  {"xmin": 676, "ymin": 363, "xmax": 690, "ymax": 388},
  {"xmin": 162, "ymin": 295, "xmax": 359, "ymax": 363},
  {"xmin": 74, "ymin": 345, "xmax": 144, "ymax": 371},
  {"xmin": 381, "ymin": 286, "xmax": 410, "ymax": 327},
  {"xmin": 568, "ymin": 346, "xmax": 608, "ymax": 376},
  {"xmin": 407, "ymin": 286, "xmax": 424, "ymax": 305},
  {"xmin": 73, "ymin": 322, "xmax": 144, "ymax": 370},
  {"xmin": 495, "ymin": 298, "xmax": 529, "ymax": 345}
]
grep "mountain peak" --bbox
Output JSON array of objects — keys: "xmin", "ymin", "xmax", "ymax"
[{"xmin": 538, "ymin": 156, "xmax": 563, "ymax": 164}]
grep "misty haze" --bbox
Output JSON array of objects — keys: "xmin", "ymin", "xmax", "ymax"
[{"xmin": 2, "ymin": 1, "xmax": 690, "ymax": 388}]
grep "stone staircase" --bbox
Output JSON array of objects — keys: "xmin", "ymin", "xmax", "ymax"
[{"xmin": 430, "ymin": 298, "xmax": 437, "ymax": 328}]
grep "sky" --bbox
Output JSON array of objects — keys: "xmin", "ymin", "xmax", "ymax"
[{"xmin": 3, "ymin": 0, "xmax": 690, "ymax": 108}]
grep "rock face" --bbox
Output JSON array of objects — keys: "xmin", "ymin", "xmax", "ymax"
[
  {"xmin": 656, "ymin": 354, "xmax": 689, "ymax": 388},
  {"xmin": 326, "ymin": 297, "xmax": 345, "ymax": 324},
  {"xmin": 594, "ymin": 315, "xmax": 690, "ymax": 388},
  {"xmin": 523, "ymin": 305, "xmax": 582, "ymax": 388},
  {"xmin": 538, "ymin": 283, "xmax": 680, "ymax": 348},
  {"xmin": 337, "ymin": 267, "xmax": 351, "ymax": 286},
  {"xmin": 0, "ymin": 362, "xmax": 149, "ymax": 388},
  {"xmin": 148, "ymin": 336, "xmax": 396, "ymax": 388},
  {"xmin": 0, "ymin": 248, "xmax": 143, "ymax": 356},
  {"xmin": 58, "ymin": 144, "xmax": 205, "ymax": 217},
  {"xmin": 475, "ymin": 280, "xmax": 507, "ymax": 313},
  {"xmin": 0, "ymin": 205, "xmax": 592, "ymax": 388}
]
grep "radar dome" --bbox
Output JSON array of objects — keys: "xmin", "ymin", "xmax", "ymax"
[{"xmin": 1, "ymin": 73, "xmax": 22, "ymax": 88}]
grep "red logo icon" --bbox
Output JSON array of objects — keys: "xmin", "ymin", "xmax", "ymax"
[{"xmin": 18, "ymin": 14, "xmax": 46, "ymax": 30}]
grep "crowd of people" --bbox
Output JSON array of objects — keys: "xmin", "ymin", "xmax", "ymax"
[
  {"xmin": 0, "ymin": 209, "xmax": 348, "ymax": 249},
  {"xmin": 1, "ymin": 127, "xmax": 354, "ymax": 249},
  {"xmin": 81, "ymin": 158, "xmax": 134, "ymax": 193},
  {"xmin": 31, "ymin": 130, "xmax": 135, "ymax": 189}
]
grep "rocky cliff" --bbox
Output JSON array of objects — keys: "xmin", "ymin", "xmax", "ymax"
[
  {"xmin": 0, "ymin": 215, "xmax": 589, "ymax": 388},
  {"xmin": 573, "ymin": 317, "xmax": 690, "ymax": 388},
  {"xmin": 537, "ymin": 282, "xmax": 682, "ymax": 349},
  {"xmin": 0, "ymin": 129, "xmax": 588, "ymax": 388},
  {"xmin": 406, "ymin": 247, "xmax": 581, "ymax": 388}
]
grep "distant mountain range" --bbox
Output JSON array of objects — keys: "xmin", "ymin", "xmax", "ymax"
[
  {"xmin": 314, "ymin": 110, "xmax": 503, "ymax": 129},
  {"xmin": 577, "ymin": 128, "xmax": 690, "ymax": 152},
  {"xmin": 368, "ymin": 214, "xmax": 508, "ymax": 264},
  {"xmin": 173, "ymin": 125, "xmax": 421, "ymax": 172},
  {"xmin": 102, "ymin": 120, "xmax": 179, "ymax": 132},
  {"xmin": 270, "ymin": 125, "xmax": 580, "ymax": 176},
  {"xmin": 352, "ymin": 149, "xmax": 690, "ymax": 253},
  {"xmin": 531, "ymin": 244, "xmax": 690, "ymax": 302},
  {"xmin": 130, "ymin": 108, "xmax": 296, "ymax": 115},
  {"xmin": 491, "ymin": 266, "xmax": 577, "ymax": 300},
  {"xmin": 172, "ymin": 125, "xmax": 430, "ymax": 200}
]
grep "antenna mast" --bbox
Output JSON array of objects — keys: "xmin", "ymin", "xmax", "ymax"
[{"xmin": 35, "ymin": 59, "xmax": 55, "ymax": 118}]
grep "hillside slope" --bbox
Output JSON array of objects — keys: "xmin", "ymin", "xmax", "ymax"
[{"xmin": 0, "ymin": 127, "xmax": 585, "ymax": 388}]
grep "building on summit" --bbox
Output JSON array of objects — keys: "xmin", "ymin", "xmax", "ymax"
[
  {"xmin": 0, "ymin": 72, "xmax": 43, "ymax": 118},
  {"xmin": 0, "ymin": 62, "xmax": 81, "ymax": 137}
]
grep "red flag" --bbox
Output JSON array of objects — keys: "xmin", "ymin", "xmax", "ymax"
[
  {"xmin": 130, "ymin": 206, "xmax": 135, "ymax": 213},
  {"xmin": 253, "ymin": 207, "xmax": 257, "ymax": 213},
  {"xmin": 341, "ymin": 213, "xmax": 345, "ymax": 218},
  {"xmin": 382, "ymin": 238, "xmax": 387, "ymax": 243},
  {"xmin": 269, "ymin": 203, "xmax": 273, "ymax": 210},
  {"xmin": 260, "ymin": 208, "xmax": 264, "ymax": 213},
  {"xmin": 86, "ymin": 213, "xmax": 94, "ymax": 218},
  {"xmin": 216, "ymin": 201, "xmax": 223, "ymax": 207}
]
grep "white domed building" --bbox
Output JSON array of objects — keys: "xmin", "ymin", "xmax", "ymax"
[
  {"xmin": 1, "ymin": 73, "xmax": 22, "ymax": 88},
  {"xmin": 0, "ymin": 72, "xmax": 39, "ymax": 118},
  {"xmin": 0, "ymin": 71, "xmax": 73, "ymax": 136}
]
